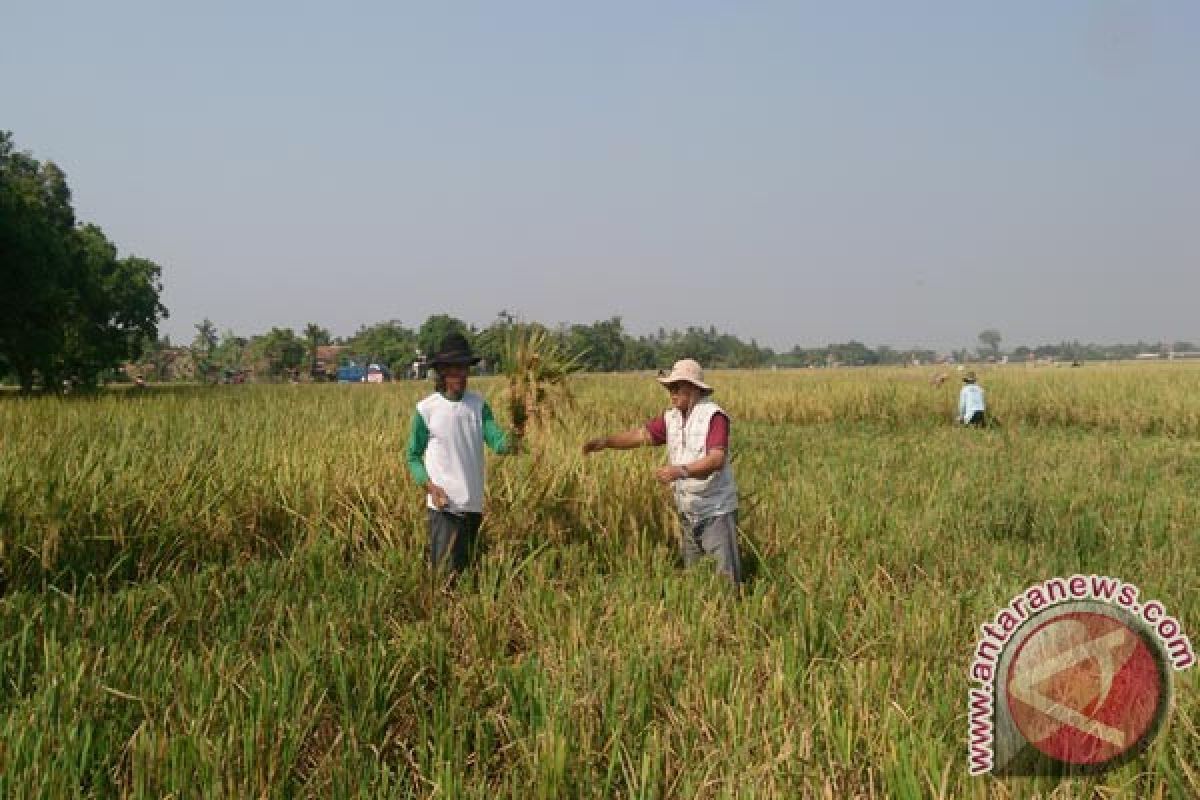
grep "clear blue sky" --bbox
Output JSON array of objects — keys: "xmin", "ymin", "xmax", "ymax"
[{"xmin": 4, "ymin": 1, "xmax": 1197, "ymax": 351}]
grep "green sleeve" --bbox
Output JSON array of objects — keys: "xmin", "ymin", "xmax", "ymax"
[
  {"xmin": 481, "ymin": 402, "xmax": 511, "ymax": 454},
  {"xmin": 406, "ymin": 411, "xmax": 431, "ymax": 485}
]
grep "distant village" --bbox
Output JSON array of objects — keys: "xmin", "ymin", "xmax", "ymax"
[{"xmin": 124, "ymin": 344, "xmax": 445, "ymax": 385}]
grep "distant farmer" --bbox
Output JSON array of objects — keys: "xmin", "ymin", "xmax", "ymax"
[
  {"xmin": 582, "ymin": 359, "xmax": 742, "ymax": 584},
  {"xmin": 958, "ymin": 370, "xmax": 987, "ymax": 427},
  {"xmin": 406, "ymin": 332, "xmax": 520, "ymax": 574}
]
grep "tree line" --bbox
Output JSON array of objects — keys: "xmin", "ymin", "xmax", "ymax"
[
  {"xmin": 134, "ymin": 313, "xmax": 779, "ymax": 383},
  {"xmin": 121, "ymin": 315, "xmax": 1198, "ymax": 386}
]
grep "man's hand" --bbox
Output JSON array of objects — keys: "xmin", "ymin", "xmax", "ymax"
[
  {"xmin": 427, "ymin": 483, "xmax": 449, "ymax": 509},
  {"xmin": 655, "ymin": 465, "xmax": 684, "ymax": 484}
]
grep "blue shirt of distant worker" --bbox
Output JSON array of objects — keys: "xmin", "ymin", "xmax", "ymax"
[{"xmin": 958, "ymin": 371, "xmax": 986, "ymax": 426}]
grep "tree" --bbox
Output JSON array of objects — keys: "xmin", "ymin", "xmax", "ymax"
[
  {"xmin": 566, "ymin": 317, "xmax": 626, "ymax": 372},
  {"xmin": 0, "ymin": 132, "xmax": 166, "ymax": 390},
  {"xmin": 417, "ymin": 314, "xmax": 470, "ymax": 362},
  {"xmin": 247, "ymin": 327, "xmax": 305, "ymax": 379},
  {"xmin": 212, "ymin": 329, "xmax": 247, "ymax": 375},
  {"xmin": 302, "ymin": 322, "xmax": 331, "ymax": 377},
  {"xmin": 63, "ymin": 228, "xmax": 165, "ymax": 387},
  {"xmin": 0, "ymin": 133, "xmax": 76, "ymax": 390},
  {"xmin": 827, "ymin": 341, "xmax": 877, "ymax": 366},
  {"xmin": 624, "ymin": 336, "xmax": 657, "ymax": 370},
  {"xmin": 978, "ymin": 329, "xmax": 1002, "ymax": 358},
  {"xmin": 193, "ymin": 318, "xmax": 218, "ymax": 352},
  {"xmin": 346, "ymin": 320, "xmax": 417, "ymax": 374},
  {"xmin": 191, "ymin": 318, "xmax": 219, "ymax": 383},
  {"xmin": 475, "ymin": 310, "xmax": 519, "ymax": 369}
]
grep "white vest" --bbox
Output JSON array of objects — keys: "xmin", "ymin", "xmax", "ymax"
[
  {"xmin": 416, "ymin": 391, "xmax": 487, "ymax": 513},
  {"xmin": 959, "ymin": 384, "xmax": 986, "ymax": 419},
  {"xmin": 666, "ymin": 400, "xmax": 738, "ymax": 518}
]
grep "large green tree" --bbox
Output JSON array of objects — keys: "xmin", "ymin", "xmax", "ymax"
[
  {"xmin": 346, "ymin": 320, "xmax": 417, "ymax": 374},
  {"xmin": 63, "ymin": 226, "xmax": 165, "ymax": 386},
  {"xmin": 0, "ymin": 132, "xmax": 166, "ymax": 390},
  {"xmin": 247, "ymin": 327, "xmax": 305, "ymax": 379}
]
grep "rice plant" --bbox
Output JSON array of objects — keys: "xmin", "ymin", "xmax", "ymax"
[
  {"xmin": 0, "ymin": 363, "xmax": 1196, "ymax": 797},
  {"xmin": 497, "ymin": 324, "xmax": 585, "ymax": 435}
]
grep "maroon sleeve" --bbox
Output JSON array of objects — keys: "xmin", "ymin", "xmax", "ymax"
[
  {"xmin": 644, "ymin": 415, "xmax": 667, "ymax": 446},
  {"xmin": 706, "ymin": 412, "xmax": 730, "ymax": 450}
]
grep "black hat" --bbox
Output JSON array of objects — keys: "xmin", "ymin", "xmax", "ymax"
[{"xmin": 430, "ymin": 332, "xmax": 480, "ymax": 367}]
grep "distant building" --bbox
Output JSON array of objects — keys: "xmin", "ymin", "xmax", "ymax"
[
  {"xmin": 125, "ymin": 347, "xmax": 198, "ymax": 382},
  {"xmin": 314, "ymin": 345, "xmax": 348, "ymax": 380},
  {"xmin": 1135, "ymin": 353, "xmax": 1163, "ymax": 360},
  {"xmin": 1168, "ymin": 351, "xmax": 1200, "ymax": 360}
]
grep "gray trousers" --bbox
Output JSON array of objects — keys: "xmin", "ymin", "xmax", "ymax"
[
  {"xmin": 679, "ymin": 510, "xmax": 742, "ymax": 584},
  {"xmin": 428, "ymin": 510, "xmax": 483, "ymax": 572}
]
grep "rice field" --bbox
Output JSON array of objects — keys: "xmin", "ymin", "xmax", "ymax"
[{"xmin": 0, "ymin": 363, "xmax": 1197, "ymax": 798}]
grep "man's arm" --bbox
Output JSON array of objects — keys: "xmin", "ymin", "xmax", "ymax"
[
  {"xmin": 481, "ymin": 402, "xmax": 517, "ymax": 454},
  {"xmin": 582, "ymin": 427, "xmax": 651, "ymax": 453},
  {"xmin": 406, "ymin": 411, "xmax": 431, "ymax": 485}
]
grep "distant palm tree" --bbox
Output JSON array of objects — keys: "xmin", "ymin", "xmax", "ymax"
[{"xmin": 192, "ymin": 319, "xmax": 219, "ymax": 383}]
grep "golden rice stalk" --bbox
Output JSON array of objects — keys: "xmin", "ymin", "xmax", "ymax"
[{"xmin": 500, "ymin": 325, "xmax": 585, "ymax": 434}]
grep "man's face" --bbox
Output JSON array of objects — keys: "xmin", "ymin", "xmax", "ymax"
[
  {"xmin": 441, "ymin": 364, "xmax": 468, "ymax": 395},
  {"xmin": 665, "ymin": 381, "xmax": 701, "ymax": 412}
]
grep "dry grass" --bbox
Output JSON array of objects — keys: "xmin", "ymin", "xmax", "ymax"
[{"xmin": 0, "ymin": 363, "xmax": 1197, "ymax": 797}]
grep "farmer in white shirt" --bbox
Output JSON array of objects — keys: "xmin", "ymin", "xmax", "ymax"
[
  {"xmin": 958, "ymin": 371, "xmax": 987, "ymax": 426},
  {"xmin": 582, "ymin": 359, "xmax": 743, "ymax": 584},
  {"xmin": 405, "ymin": 333, "xmax": 519, "ymax": 573}
]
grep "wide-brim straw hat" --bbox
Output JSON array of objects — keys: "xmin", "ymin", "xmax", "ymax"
[
  {"xmin": 963, "ymin": 370, "xmax": 977, "ymax": 383},
  {"xmin": 656, "ymin": 359, "xmax": 712, "ymax": 391},
  {"xmin": 430, "ymin": 332, "xmax": 481, "ymax": 367}
]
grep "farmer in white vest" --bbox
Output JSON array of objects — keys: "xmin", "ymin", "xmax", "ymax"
[
  {"xmin": 582, "ymin": 359, "xmax": 742, "ymax": 584},
  {"xmin": 406, "ymin": 332, "xmax": 520, "ymax": 573}
]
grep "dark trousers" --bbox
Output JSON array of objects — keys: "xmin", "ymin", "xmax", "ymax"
[
  {"xmin": 966, "ymin": 410, "xmax": 987, "ymax": 427},
  {"xmin": 428, "ymin": 510, "xmax": 483, "ymax": 572}
]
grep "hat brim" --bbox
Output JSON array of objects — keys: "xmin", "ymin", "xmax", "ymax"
[
  {"xmin": 656, "ymin": 375, "xmax": 712, "ymax": 391},
  {"xmin": 432, "ymin": 355, "xmax": 481, "ymax": 367}
]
